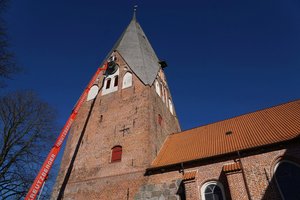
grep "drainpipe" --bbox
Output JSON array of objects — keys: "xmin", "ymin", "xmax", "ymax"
[
  {"xmin": 237, "ymin": 151, "xmax": 252, "ymax": 200},
  {"xmin": 179, "ymin": 163, "xmax": 185, "ymax": 175}
]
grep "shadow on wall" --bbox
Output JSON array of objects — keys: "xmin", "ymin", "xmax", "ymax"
[
  {"xmin": 218, "ymin": 170, "xmax": 231, "ymax": 200},
  {"xmin": 219, "ymin": 171, "xmax": 231, "ymax": 200},
  {"xmin": 177, "ymin": 181, "xmax": 186, "ymax": 200},
  {"xmin": 56, "ymin": 98, "xmax": 97, "ymax": 199},
  {"xmin": 261, "ymin": 139, "xmax": 300, "ymax": 200}
]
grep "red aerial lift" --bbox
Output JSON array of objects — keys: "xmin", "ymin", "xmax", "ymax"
[{"xmin": 25, "ymin": 58, "xmax": 117, "ymax": 200}]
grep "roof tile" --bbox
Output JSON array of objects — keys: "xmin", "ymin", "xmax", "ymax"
[
  {"xmin": 151, "ymin": 100, "xmax": 300, "ymax": 168},
  {"xmin": 223, "ymin": 162, "xmax": 241, "ymax": 173},
  {"xmin": 183, "ymin": 171, "xmax": 197, "ymax": 181}
]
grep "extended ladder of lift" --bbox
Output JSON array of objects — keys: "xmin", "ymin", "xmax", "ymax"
[{"xmin": 25, "ymin": 61, "xmax": 111, "ymax": 200}]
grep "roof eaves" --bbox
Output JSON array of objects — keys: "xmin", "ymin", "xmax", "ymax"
[
  {"xmin": 174, "ymin": 99, "xmax": 300, "ymax": 135},
  {"xmin": 146, "ymin": 138, "xmax": 299, "ymax": 174}
]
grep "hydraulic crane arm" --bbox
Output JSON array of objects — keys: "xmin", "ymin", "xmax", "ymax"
[{"xmin": 25, "ymin": 63, "xmax": 108, "ymax": 200}]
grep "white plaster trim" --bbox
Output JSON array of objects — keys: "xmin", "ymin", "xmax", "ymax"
[
  {"xmin": 102, "ymin": 68, "xmax": 119, "ymax": 96},
  {"xmin": 155, "ymin": 80, "xmax": 161, "ymax": 96},
  {"xmin": 169, "ymin": 99, "xmax": 174, "ymax": 115},
  {"xmin": 122, "ymin": 72, "xmax": 133, "ymax": 89},
  {"xmin": 87, "ymin": 85, "xmax": 99, "ymax": 101}
]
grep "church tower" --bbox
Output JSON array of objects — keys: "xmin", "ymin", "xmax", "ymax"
[{"xmin": 51, "ymin": 14, "xmax": 180, "ymax": 199}]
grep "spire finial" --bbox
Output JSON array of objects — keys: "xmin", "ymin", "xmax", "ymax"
[{"xmin": 133, "ymin": 5, "xmax": 138, "ymax": 20}]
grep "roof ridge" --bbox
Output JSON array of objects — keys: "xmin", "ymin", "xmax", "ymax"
[
  {"xmin": 176, "ymin": 99, "xmax": 300, "ymax": 135},
  {"xmin": 149, "ymin": 99, "xmax": 300, "ymax": 169}
]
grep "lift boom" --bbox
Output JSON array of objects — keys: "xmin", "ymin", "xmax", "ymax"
[{"xmin": 25, "ymin": 63, "xmax": 108, "ymax": 200}]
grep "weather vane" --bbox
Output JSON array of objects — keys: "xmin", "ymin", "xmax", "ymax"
[
  {"xmin": 133, "ymin": 5, "xmax": 138, "ymax": 19},
  {"xmin": 134, "ymin": 5, "xmax": 138, "ymax": 12}
]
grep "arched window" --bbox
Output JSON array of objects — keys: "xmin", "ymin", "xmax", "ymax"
[
  {"xmin": 114, "ymin": 75, "xmax": 118, "ymax": 87},
  {"xmin": 169, "ymin": 98, "xmax": 174, "ymax": 115},
  {"xmin": 164, "ymin": 88, "xmax": 168, "ymax": 106},
  {"xmin": 161, "ymin": 84, "xmax": 165, "ymax": 102},
  {"xmin": 201, "ymin": 181, "xmax": 226, "ymax": 200},
  {"xmin": 274, "ymin": 160, "xmax": 300, "ymax": 200},
  {"xmin": 122, "ymin": 72, "xmax": 132, "ymax": 89},
  {"xmin": 155, "ymin": 80, "xmax": 161, "ymax": 96},
  {"xmin": 102, "ymin": 67, "xmax": 119, "ymax": 95},
  {"xmin": 111, "ymin": 146, "xmax": 122, "ymax": 162},
  {"xmin": 87, "ymin": 85, "xmax": 99, "ymax": 101}
]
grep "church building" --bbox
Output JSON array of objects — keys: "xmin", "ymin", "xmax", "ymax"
[{"xmin": 51, "ymin": 13, "xmax": 300, "ymax": 200}]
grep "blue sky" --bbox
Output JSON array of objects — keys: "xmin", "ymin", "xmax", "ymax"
[
  {"xmin": 2, "ymin": 0, "xmax": 300, "ymax": 195},
  {"xmin": 3, "ymin": 0, "xmax": 300, "ymax": 131}
]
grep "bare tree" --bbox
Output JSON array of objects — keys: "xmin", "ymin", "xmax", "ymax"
[
  {"xmin": 0, "ymin": 0, "xmax": 19, "ymax": 87},
  {"xmin": 0, "ymin": 91, "xmax": 57, "ymax": 199}
]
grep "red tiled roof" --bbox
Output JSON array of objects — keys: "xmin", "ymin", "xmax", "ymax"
[
  {"xmin": 183, "ymin": 171, "xmax": 197, "ymax": 181},
  {"xmin": 151, "ymin": 100, "xmax": 300, "ymax": 168},
  {"xmin": 223, "ymin": 162, "xmax": 241, "ymax": 173}
]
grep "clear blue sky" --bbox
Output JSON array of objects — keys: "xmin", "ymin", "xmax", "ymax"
[
  {"xmin": 2, "ymin": 0, "xmax": 300, "ymax": 195},
  {"xmin": 3, "ymin": 0, "xmax": 300, "ymax": 134}
]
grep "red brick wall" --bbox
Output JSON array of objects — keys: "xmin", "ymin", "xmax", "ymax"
[
  {"xmin": 226, "ymin": 171, "xmax": 248, "ymax": 200},
  {"xmin": 144, "ymin": 143, "xmax": 300, "ymax": 200},
  {"xmin": 184, "ymin": 180, "xmax": 198, "ymax": 200},
  {"xmin": 51, "ymin": 52, "xmax": 180, "ymax": 199},
  {"xmin": 50, "ymin": 51, "xmax": 300, "ymax": 200}
]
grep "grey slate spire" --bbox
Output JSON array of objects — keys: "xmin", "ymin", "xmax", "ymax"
[{"xmin": 111, "ymin": 14, "xmax": 160, "ymax": 85}]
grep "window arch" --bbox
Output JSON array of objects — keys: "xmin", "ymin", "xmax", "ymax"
[
  {"xmin": 122, "ymin": 72, "xmax": 132, "ymax": 89},
  {"xmin": 274, "ymin": 160, "xmax": 300, "ymax": 200},
  {"xmin": 201, "ymin": 181, "xmax": 226, "ymax": 200},
  {"xmin": 164, "ymin": 88, "xmax": 168, "ymax": 106},
  {"xmin": 111, "ymin": 146, "xmax": 122, "ymax": 162},
  {"xmin": 87, "ymin": 85, "xmax": 99, "ymax": 101},
  {"xmin": 169, "ymin": 98, "xmax": 174, "ymax": 115},
  {"xmin": 161, "ymin": 83, "xmax": 165, "ymax": 102},
  {"xmin": 102, "ymin": 67, "xmax": 119, "ymax": 95},
  {"xmin": 155, "ymin": 80, "xmax": 161, "ymax": 96}
]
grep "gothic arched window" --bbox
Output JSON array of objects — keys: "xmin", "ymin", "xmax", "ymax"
[
  {"xmin": 87, "ymin": 85, "xmax": 99, "ymax": 101},
  {"xmin": 111, "ymin": 146, "xmax": 122, "ymax": 163},
  {"xmin": 164, "ymin": 88, "xmax": 168, "ymax": 105},
  {"xmin": 169, "ymin": 98, "xmax": 174, "ymax": 115},
  {"xmin": 155, "ymin": 80, "xmax": 161, "ymax": 96},
  {"xmin": 102, "ymin": 68, "xmax": 119, "ymax": 95},
  {"xmin": 274, "ymin": 160, "xmax": 300, "ymax": 200},
  {"xmin": 122, "ymin": 72, "xmax": 132, "ymax": 89},
  {"xmin": 201, "ymin": 181, "xmax": 226, "ymax": 200},
  {"xmin": 161, "ymin": 83, "xmax": 165, "ymax": 102}
]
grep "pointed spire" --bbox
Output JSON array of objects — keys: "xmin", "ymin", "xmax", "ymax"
[{"xmin": 107, "ymin": 9, "xmax": 160, "ymax": 86}]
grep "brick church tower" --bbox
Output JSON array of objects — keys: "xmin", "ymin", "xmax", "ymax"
[{"xmin": 51, "ymin": 13, "xmax": 181, "ymax": 199}]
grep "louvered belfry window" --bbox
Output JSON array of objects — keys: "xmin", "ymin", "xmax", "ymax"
[{"xmin": 111, "ymin": 146, "xmax": 122, "ymax": 162}]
